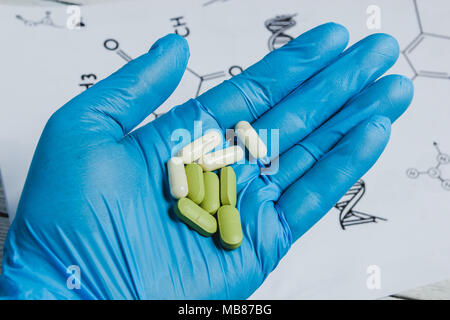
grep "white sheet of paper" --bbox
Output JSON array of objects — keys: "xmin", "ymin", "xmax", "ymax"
[{"xmin": 0, "ymin": 0, "xmax": 449, "ymax": 299}]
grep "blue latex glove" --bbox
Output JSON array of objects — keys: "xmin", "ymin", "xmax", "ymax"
[{"xmin": 0, "ymin": 23, "xmax": 413, "ymax": 299}]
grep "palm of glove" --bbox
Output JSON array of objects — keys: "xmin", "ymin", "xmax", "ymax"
[
  {"xmin": 0, "ymin": 23, "xmax": 413, "ymax": 299},
  {"xmin": 132, "ymin": 103, "xmax": 290, "ymax": 299}
]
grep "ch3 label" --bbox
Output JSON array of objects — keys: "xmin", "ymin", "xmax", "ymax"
[{"xmin": 79, "ymin": 73, "xmax": 97, "ymax": 91}]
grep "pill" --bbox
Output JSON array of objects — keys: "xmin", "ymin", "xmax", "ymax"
[
  {"xmin": 198, "ymin": 146, "xmax": 244, "ymax": 171},
  {"xmin": 201, "ymin": 172, "xmax": 220, "ymax": 214},
  {"xmin": 185, "ymin": 163, "xmax": 205, "ymax": 204},
  {"xmin": 235, "ymin": 120, "xmax": 267, "ymax": 159},
  {"xmin": 167, "ymin": 157, "xmax": 189, "ymax": 199},
  {"xmin": 217, "ymin": 205, "xmax": 243, "ymax": 250},
  {"xmin": 174, "ymin": 198, "xmax": 217, "ymax": 236},
  {"xmin": 220, "ymin": 166, "xmax": 236, "ymax": 207},
  {"xmin": 178, "ymin": 130, "xmax": 222, "ymax": 164}
]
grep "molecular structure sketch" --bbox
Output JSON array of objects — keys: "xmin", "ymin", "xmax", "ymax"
[
  {"xmin": 265, "ymin": 14, "xmax": 297, "ymax": 51},
  {"xmin": 16, "ymin": 11, "xmax": 63, "ymax": 28},
  {"xmin": 203, "ymin": 0, "xmax": 230, "ymax": 6},
  {"xmin": 406, "ymin": 142, "xmax": 450, "ymax": 191},
  {"xmin": 403, "ymin": 0, "xmax": 450, "ymax": 81},
  {"xmin": 334, "ymin": 180, "xmax": 387, "ymax": 230},
  {"xmin": 103, "ymin": 38, "xmax": 243, "ymax": 115}
]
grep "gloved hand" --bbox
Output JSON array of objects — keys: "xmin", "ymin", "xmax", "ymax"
[{"xmin": 0, "ymin": 23, "xmax": 413, "ymax": 299}]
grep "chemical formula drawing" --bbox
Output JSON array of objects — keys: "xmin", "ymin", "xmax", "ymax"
[
  {"xmin": 170, "ymin": 16, "xmax": 190, "ymax": 38},
  {"xmin": 203, "ymin": 0, "xmax": 230, "ymax": 7},
  {"xmin": 104, "ymin": 38, "xmax": 132, "ymax": 61},
  {"xmin": 403, "ymin": 0, "xmax": 450, "ymax": 81},
  {"xmin": 187, "ymin": 65, "xmax": 243, "ymax": 98},
  {"xmin": 16, "ymin": 8, "xmax": 85, "ymax": 29},
  {"xmin": 102, "ymin": 38, "xmax": 243, "ymax": 117},
  {"xmin": 79, "ymin": 73, "xmax": 97, "ymax": 91}
]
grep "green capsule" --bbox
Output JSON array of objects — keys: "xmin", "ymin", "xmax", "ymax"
[
  {"xmin": 185, "ymin": 163, "xmax": 205, "ymax": 204},
  {"xmin": 220, "ymin": 166, "xmax": 236, "ymax": 206},
  {"xmin": 217, "ymin": 205, "xmax": 243, "ymax": 250},
  {"xmin": 174, "ymin": 198, "xmax": 217, "ymax": 237},
  {"xmin": 201, "ymin": 172, "xmax": 220, "ymax": 214}
]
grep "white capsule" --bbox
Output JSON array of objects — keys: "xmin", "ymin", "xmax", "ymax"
[
  {"xmin": 198, "ymin": 146, "xmax": 244, "ymax": 171},
  {"xmin": 235, "ymin": 121, "xmax": 267, "ymax": 159},
  {"xmin": 178, "ymin": 131, "xmax": 222, "ymax": 164},
  {"xmin": 168, "ymin": 157, "xmax": 188, "ymax": 199}
]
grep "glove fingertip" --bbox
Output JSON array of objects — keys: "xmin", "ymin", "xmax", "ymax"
[{"xmin": 365, "ymin": 33, "xmax": 400, "ymax": 64}]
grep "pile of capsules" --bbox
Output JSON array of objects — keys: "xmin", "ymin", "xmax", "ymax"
[{"xmin": 168, "ymin": 121, "xmax": 267, "ymax": 250}]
